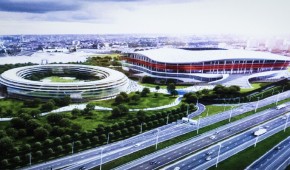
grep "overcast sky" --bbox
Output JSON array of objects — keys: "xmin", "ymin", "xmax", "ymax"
[{"xmin": 0, "ymin": 0, "xmax": 289, "ymax": 36}]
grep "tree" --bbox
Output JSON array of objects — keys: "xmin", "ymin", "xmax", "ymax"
[
  {"xmin": 201, "ymin": 88, "xmax": 210, "ymax": 95},
  {"xmin": 12, "ymin": 156, "xmax": 21, "ymax": 164},
  {"xmin": 53, "ymin": 137, "xmax": 62, "ymax": 146},
  {"xmin": 0, "ymin": 137, "xmax": 13, "ymax": 154},
  {"xmin": 46, "ymin": 148, "xmax": 54, "ymax": 155},
  {"xmin": 35, "ymin": 150, "xmax": 43, "ymax": 159},
  {"xmin": 61, "ymin": 95, "xmax": 71, "ymax": 106},
  {"xmin": 111, "ymin": 104, "xmax": 129, "ymax": 118},
  {"xmin": 120, "ymin": 92, "xmax": 129, "ymax": 102},
  {"xmin": 1, "ymin": 159, "xmax": 8, "ymax": 166},
  {"xmin": 30, "ymin": 109, "xmax": 41, "ymax": 118},
  {"xmin": 41, "ymin": 101, "xmax": 55, "ymax": 111},
  {"xmin": 71, "ymin": 108, "xmax": 81, "ymax": 117},
  {"xmin": 141, "ymin": 88, "xmax": 150, "ymax": 97},
  {"xmin": 155, "ymin": 85, "xmax": 160, "ymax": 92},
  {"xmin": 171, "ymin": 89, "xmax": 178, "ymax": 97},
  {"xmin": 56, "ymin": 145, "xmax": 64, "ymax": 153},
  {"xmin": 34, "ymin": 142, "xmax": 42, "ymax": 149},
  {"xmin": 47, "ymin": 113, "xmax": 63, "ymax": 125},
  {"xmin": 115, "ymin": 95, "xmax": 124, "ymax": 104},
  {"xmin": 34, "ymin": 127, "xmax": 49, "ymax": 141},
  {"xmin": 131, "ymin": 94, "xmax": 140, "ymax": 102},
  {"xmin": 136, "ymin": 110, "xmax": 146, "ymax": 121},
  {"xmin": 59, "ymin": 118, "xmax": 71, "ymax": 127},
  {"xmin": 83, "ymin": 103, "xmax": 95, "ymax": 115},
  {"xmin": 167, "ymin": 83, "xmax": 176, "ymax": 93},
  {"xmin": 22, "ymin": 144, "xmax": 31, "ymax": 152},
  {"xmin": 11, "ymin": 117, "xmax": 26, "ymax": 129}
]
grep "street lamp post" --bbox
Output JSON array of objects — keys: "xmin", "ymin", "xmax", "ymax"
[
  {"xmin": 107, "ymin": 132, "xmax": 111, "ymax": 144},
  {"xmin": 166, "ymin": 113, "xmax": 170, "ymax": 124},
  {"xmin": 229, "ymin": 106, "xmax": 234, "ymax": 122},
  {"xmin": 216, "ymin": 143, "xmax": 222, "ymax": 167},
  {"xmin": 282, "ymin": 85, "xmax": 286, "ymax": 93},
  {"xmin": 254, "ymin": 127, "xmax": 260, "ymax": 147},
  {"xmin": 276, "ymin": 92, "xmax": 280, "ymax": 105},
  {"xmin": 140, "ymin": 123, "xmax": 143, "ymax": 134},
  {"xmin": 255, "ymin": 97, "xmax": 260, "ymax": 112},
  {"xmin": 29, "ymin": 153, "xmax": 32, "ymax": 166},
  {"xmin": 284, "ymin": 114, "xmax": 289, "ymax": 132},
  {"xmin": 187, "ymin": 104, "xmax": 189, "ymax": 118},
  {"xmin": 100, "ymin": 148, "xmax": 105, "ymax": 170},
  {"xmin": 272, "ymin": 88, "xmax": 275, "ymax": 95},
  {"xmin": 206, "ymin": 107, "xmax": 210, "ymax": 117},
  {"xmin": 197, "ymin": 116, "xmax": 202, "ymax": 134},
  {"xmin": 155, "ymin": 128, "xmax": 160, "ymax": 150},
  {"xmin": 71, "ymin": 141, "xmax": 74, "ymax": 154}
]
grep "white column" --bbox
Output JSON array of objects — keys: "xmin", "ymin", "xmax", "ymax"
[
  {"xmin": 255, "ymin": 97, "xmax": 260, "ymax": 112},
  {"xmin": 100, "ymin": 148, "xmax": 105, "ymax": 170},
  {"xmin": 155, "ymin": 128, "xmax": 160, "ymax": 150},
  {"xmin": 284, "ymin": 114, "xmax": 289, "ymax": 132},
  {"xmin": 216, "ymin": 143, "xmax": 222, "ymax": 167}
]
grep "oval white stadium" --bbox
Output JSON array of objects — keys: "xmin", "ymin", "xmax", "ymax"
[{"xmin": 0, "ymin": 64, "xmax": 129, "ymax": 101}]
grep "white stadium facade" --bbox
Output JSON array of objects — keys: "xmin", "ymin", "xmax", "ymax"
[
  {"xmin": 0, "ymin": 64, "xmax": 129, "ymax": 101},
  {"xmin": 122, "ymin": 48, "xmax": 290, "ymax": 87}
]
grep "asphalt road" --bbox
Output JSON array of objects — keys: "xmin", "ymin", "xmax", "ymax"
[
  {"xmin": 164, "ymin": 115, "xmax": 290, "ymax": 170},
  {"xmin": 116, "ymin": 104, "xmax": 290, "ymax": 170},
  {"xmin": 246, "ymin": 136, "xmax": 290, "ymax": 170}
]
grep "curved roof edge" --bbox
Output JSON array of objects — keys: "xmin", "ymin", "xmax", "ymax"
[{"xmin": 131, "ymin": 48, "xmax": 290, "ymax": 63}]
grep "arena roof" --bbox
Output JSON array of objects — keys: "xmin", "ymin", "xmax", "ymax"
[{"xmin": 133, "ymin": 48, "xmax": 290, "ymax": 63}]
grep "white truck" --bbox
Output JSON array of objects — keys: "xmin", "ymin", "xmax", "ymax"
[
  {"xmin": 182, "ymin": 117, "xmax": 198, "ymax": 125},
  {"xmin": 276, "ymin": 104, "xmax": 287, "ymax": 110},
  {"xmin": 253, "ymin": 128, "xmax": 267, "ymax": 136}
]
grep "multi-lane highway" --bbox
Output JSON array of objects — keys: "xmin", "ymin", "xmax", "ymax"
[
  {"xmin": 246, "ymin": 136, "xmax": 290, "ymax": 170},
  {"xmin": 116, "ymin": 104, "xmax": 290, "ymax": 170},
  {"xmin": 24, "ymin": 91, "xmax": 290, "ymax": 170},
  {"xmin": 163, "ymin": 114, "xmax": 290, "ymax": 170}
]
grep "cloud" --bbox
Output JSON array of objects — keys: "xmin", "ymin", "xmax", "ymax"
[{"xmin": 0, "ymin": 0, "xmax": 80, "ymax": 13}]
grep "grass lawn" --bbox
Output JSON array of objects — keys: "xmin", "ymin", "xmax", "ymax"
[
  {"xmin": 97, "ymin": 97, "xmax": 290, "ymax": 170},
  {"xmin": 209, "ymin": 127, "xmax": 290, "ymax": 170},
  {"xmin": 198, "ymin": 105, "xmax": 235, "ymax": 118},
  {"xmin": 41, "ymin": 76, "xmax": 80, "ymax": 83},
  {"xmin": 88, "ymin": 53, "xmax": 121, "ymax": 59},
  {"xmin": 240, "ymin": 83, "xmax": 267, "ymax": 93},
  {"xmin": 68, "ymin": 111, "xmax": 130, "ymax": 131},
  {"xmin": 92, "ymin": 93, "xmax": 177, "ymax": 109}
]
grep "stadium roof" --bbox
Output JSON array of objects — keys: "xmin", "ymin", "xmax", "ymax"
[{"xmin": 133, "ymin": 48, "xmax": 290, "ymax": 63}]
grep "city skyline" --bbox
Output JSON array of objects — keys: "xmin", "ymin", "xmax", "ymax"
[{"xmin": 0, "ymin": 0, "xmax": 289, "ymax": 36}]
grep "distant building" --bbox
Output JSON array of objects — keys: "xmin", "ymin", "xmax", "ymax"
[{"xmin": 122, "ymin": 48, "xmax": 290, "ymax": 83}]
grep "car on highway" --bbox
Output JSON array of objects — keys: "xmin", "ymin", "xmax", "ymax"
[
  {"xmin": 206, "ymin": 156, "xmax": 212, "ymax": 161},
  {"xmin": 209, "ymin": 135, "xmax": 216, "ymax": 139},
  {"xmin": 174, "ymin": 167, "xmax": 180, "ymax": 170},
  {"xmin": 79, "ymin": 166, "xmax": 86, "ymax": 170},
  {"xmin": 207, "ymin": 151, "xmax": 213, "ymax": 155},
  {"xmin": 275, "ymin": 146, "xmax": 282, "ymax": 150},
  {"xmin": 253, "ymin": 128, "xmax": 267, "ymax": 136},
  {"xmin": 134, "ymin": 143, "xmax": 141, "ymax": 147},
  {"xmin": 150, "ymin": 160, "xmax": 158, "ymax": 165}
]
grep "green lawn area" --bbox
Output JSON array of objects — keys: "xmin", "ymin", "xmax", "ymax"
[
  {"xmin": 47, "ymin": 110, "xmax": 130, "ymax": 131},
  {"xmin": 41, "ymin": 76, "xmax": 80, "ymax": 83},
  {"xmin": 92, "ymin": 93, "xmax": 177, "ymax": 109},
  {"xmin": 209, "ymin": 127, "xmax": 290, "ymax": 170},
  {"xmin": 88, "ymin": 53, "xmax": 121, "ymax": 59},
  {"xmin": 198, "ymin": 105, "xmax": 235, "ymax": 118},
  {"xmin": 240, "ymin": 83, "xmax": 265, "ymax": 93}
]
